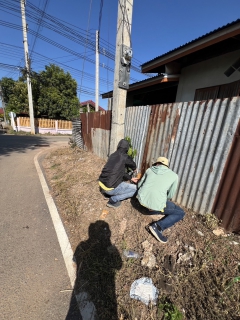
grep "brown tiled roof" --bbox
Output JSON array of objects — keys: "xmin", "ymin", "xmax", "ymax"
[{"xmin": 80, "ymin": 100, "xmax": 105, "ymax": 111}]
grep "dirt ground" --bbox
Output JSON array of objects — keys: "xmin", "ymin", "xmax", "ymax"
[{"xmin": 42, "ymin": 145, "xmax": 240, "ymax": 320}]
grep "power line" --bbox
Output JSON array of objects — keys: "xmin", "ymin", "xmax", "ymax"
[
  {"xmin": 0, "ymin": 0, "xmax": 147, "ymax": 73},
  {"xmin": 0, "ymin": 62, "xmax": 100, "ymax": 96},
  {"xmin": 79, "ymin": 0, "xmax": 93, "ymax": 102},
  {"xmin": 98, "ymin": 0, "xmax": 104, "ymax": 36},
  {"xmin": 0, "ymin": 42, "xmax": 113, "ymax": 87},
  {"xmin": 0, "ymin": 19, "xmax": 141, "ymax": 82},
  {"xmin": 30, "ymin": 0, "xmax": 49, "ymax": 57}
]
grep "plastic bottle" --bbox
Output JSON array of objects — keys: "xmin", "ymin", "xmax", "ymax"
[{"xmin": 123, "ymin": 249, "xmax": 140, "ymax": 258}]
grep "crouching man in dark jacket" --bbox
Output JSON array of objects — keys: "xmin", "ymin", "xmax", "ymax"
[{"xmin": 99, "ymin": 139, "xmax": 139, "ymax": 208}]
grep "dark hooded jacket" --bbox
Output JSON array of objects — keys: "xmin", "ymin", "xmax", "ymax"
[{"xmin": 99, "ymin": 139, "xmax": 137, "ymax": 188}]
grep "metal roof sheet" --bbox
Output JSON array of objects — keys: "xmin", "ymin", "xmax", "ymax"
[
  {"xmin": 141, "ymin": 19, "xmax": 240, "ymax": 67},
  {"xmin": 101, "ymin": 74, "xmax": 179, "ymax": 98}
]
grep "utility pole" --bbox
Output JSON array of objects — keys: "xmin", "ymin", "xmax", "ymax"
[
  {"xmin": 95, "ymin": 30, "xmax": 99, "ymax": 112},
  {"xmin": 109, "ymin": 0, "xmax": 133, "ymax": 154},
  {"xmin": 0, "ymin": 86, "xmax": 7, "ymax": 123},
  {"xmin": 20, "ymin": 0, "xmax": 35, "ymax": 134}
]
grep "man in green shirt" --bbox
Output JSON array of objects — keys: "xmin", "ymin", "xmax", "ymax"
[{"xmin": 137, "ymin": 157, "xmax": 185, "ymax": 243}]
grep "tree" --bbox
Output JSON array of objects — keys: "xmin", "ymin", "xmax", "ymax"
[
  {"xmin": 37, "ymin": 64, "xmax": 80, "ymax": 119},
  {"xmin": 6, "ymin": 81, "xmax": 29, "ymax": 115},
  {"xmin": 0, "ymin": 77, "xmax": 15, "ymax": 104},
  {"xmin": 0, "ymin": 64, "xmax": 80, "ymax": 120}
]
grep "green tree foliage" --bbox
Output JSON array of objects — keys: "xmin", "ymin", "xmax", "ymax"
[
  {"xmin": 0, "ymin": 64, "xmax": 80, "ymax": 120},
  {"xmin": 0, "ymin": 77, "xmax": 15, "ymax": 104},
  {"xmin": 37, "ymin": 64, "xmax": 79, "ymax": 119},
  {"xmin": 6, "ymin": 81, "xmax": 29, "ymax": 115}
]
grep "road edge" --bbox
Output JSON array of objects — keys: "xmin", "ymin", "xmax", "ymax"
[{"xmin": 34, "ymin": 149, "xmax": 76, "ymax": 288}]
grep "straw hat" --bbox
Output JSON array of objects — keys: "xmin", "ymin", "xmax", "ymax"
[{"xmin": 155, "ymin": 156, "xmax": 169, "ymax": 167}]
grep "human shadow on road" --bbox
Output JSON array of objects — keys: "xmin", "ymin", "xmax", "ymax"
[{"xmin": 66, "ymin": 220, "xmax": 122, "ymax": 320}]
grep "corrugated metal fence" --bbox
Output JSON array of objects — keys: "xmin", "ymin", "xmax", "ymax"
[
  {"xmin": 212, "ymin": 121, "xmax": 240, "ymax": 232},
  {"xmin": 78, "ymin": 97, "xmax": 240, "ymax": 232},
  {"xmin": 80, "ymin": 110, "xmax": 111, "ymax": 160},
  {"xmin": 72, "ymin": 119, "xmax": 84, "ymax": 148}
]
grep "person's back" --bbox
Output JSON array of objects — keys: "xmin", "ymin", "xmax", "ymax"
[
  {"xmin": 136, "ymin": 157, "xmax": 185, "ymax": 243},
  {"xmin": 99, "ymin": 139, "xmax": 138, "ymax": 208},
  {"xmin": 137, "ymin": 164, "xmax": 178, "ymax": 211},
  {"xmin": 99, "ymin": 139, "xmax": 134, "ymax": 188}
]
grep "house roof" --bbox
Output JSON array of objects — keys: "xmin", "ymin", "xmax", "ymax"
[
  {"xmin": 80, "ymin": 100, "xmax": 105, "ymax": 111},
  {"xmin": 101, "ymin": 74, "xmax": 179, "ymax": 99},
  {"xmin": 0, "ymin": 108, "xmax": 4, "ymax": 115},
  {"xmin": 142, "ymin": 19, "xmax": 240, "ymax": 73}
]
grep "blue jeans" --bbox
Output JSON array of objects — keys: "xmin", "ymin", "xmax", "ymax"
[
  {"xmin": 104, "ymin": 182, "xmax": 137, "ymax": 203},
  {"xmin": 148, "ymin": 201, "xmax": 185, "ymax": 231}
]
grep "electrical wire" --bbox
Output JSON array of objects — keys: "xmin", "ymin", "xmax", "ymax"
[
  {"xmin": 118, "ymin": 0, "xmax": 133, "ymax": 48},
  {"xmin": 0, "ymin": 0, "xmax": 155, "ymax": 95},
  {"xmin": 0, "ymin": 62, "xmax": 98, "ymax": 97},
  {"xmin": 0, "ymin": 42, "xmax": 113, "ymax": 87},
  {"xmin": 79, "ymin": 0, "xmax": 93, "ymax": 101},
  {"xmin": 0, "ymin": 19, "xmax": 141, "ymax": 82},
  {"xmin": 0, "ymin": 0, "xmax": 147, "ymax": 73},
  {"xmin": 30, "ymin": 0, "xmax": 49, "ymax": 57},
  {"xmin": 98, "ymin": 0, "xmax": 104, "ymax": 36}
]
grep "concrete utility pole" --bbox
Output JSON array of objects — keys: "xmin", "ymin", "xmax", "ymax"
[
  {"xmin": 109, "ymin": 0, "xmax": 133, "ymax": 154},
  {"xmin": 95, "ymin": 30, "xmax": 99, "ymax": 111},
  {"xmin": 20, "ymin": 0, "xmax": 35, "ymax": 134},
  {"xmin": 0, "ymin": 86, "xmax": 7, "ymax": 123}
]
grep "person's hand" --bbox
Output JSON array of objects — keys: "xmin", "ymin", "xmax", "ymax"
[{"xmin": 131, "ymin": 177, "xmax": 139, "ymax": 184}]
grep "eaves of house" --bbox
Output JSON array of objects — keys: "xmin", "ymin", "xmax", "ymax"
[
  {"xmin": 101, "ymin": 74, "xmax": 179, "ymax": 99},
  {"xmin": 102, "ymin": 19, "xmax": 240, "ymax": 104},
  {"xmin": 141, "ymin": 19, "xmax": 240, "ymax": 74}
]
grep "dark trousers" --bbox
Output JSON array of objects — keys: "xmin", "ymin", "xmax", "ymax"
[{"xmin": 148, "ymin": 201, "xmax": 185, "ymax": 231}]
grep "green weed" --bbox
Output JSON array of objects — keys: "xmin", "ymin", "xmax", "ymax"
[
  {"xmin": 125, "ymin": 136, "xmax": 137, "ymax": 159},
  {"xmin": 203, "ymin": 213, "xmax": 220, "ymax": 230},
  {"xmin": 158, "ymin": 297, "xmax": 183, "ymax": 320},
  {"xmin": 51, "ymin": 163, "xmax": 60, "ymax": 169}
]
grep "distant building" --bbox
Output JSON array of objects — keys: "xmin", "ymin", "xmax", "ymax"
[{"xmin": 80, "ymin": 100, "xmax": 105, "ymax": 112}]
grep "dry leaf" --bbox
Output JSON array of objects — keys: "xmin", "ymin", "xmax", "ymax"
[
  {"xmin": 99, "ymin": 209, "xmax": 109, "ymax": 220},
  {"xmin": 213, "ymin": 228, "xmax": 226, "ymax": 236}
]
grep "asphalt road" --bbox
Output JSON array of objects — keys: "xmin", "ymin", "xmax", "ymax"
[{"xmin": 0, "ymin": 133, "xmax": 79, "ymax": 320}]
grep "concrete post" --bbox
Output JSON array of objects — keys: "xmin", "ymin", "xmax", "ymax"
[{"xmin": 109, "ymin": 0, "xmax": 133, "ymax": 154}]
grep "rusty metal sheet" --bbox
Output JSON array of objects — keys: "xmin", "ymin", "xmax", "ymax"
[
  {"xmin": 139, "ymin": 97, "xmax": 239, "ymax": 234},
  {"xmin": 124, "ymin": 106, "xmax": 151, "ymax": 171},
  {"xmin": 171, "ymin": 97, "xmax": 240, "ymax": 218},
  {"xmin": 80, "ymin": 98, "xmax": 240, "ymax": 232},
  {"xmin": 80, "ymin": 111, "xmax": 111, "ymax": 156},
  {"xmin": 141, "ymin": 103, "xmax": 181, "ymax": 173},
  {"xmin": 213, "ymin": 119, "xmax": 240, "ymax": 232}
]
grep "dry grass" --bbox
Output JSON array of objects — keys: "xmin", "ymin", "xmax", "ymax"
[{"xmin": 42, "ymin": 146, "xmax": 240, "ymax": 320}]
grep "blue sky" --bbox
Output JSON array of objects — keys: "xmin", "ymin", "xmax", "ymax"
[{"xmin": 0, "ymin": 0, "xmax": 240, "ymax": 110}]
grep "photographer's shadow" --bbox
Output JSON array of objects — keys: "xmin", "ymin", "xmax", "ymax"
[{"xmin": 66, "ymin": 220, "xmax": 122, "ymax": 320}]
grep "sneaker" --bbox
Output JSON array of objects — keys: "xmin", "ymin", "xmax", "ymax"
[
  {"xmin": 106, "ymin": 199, "xmax": 121, "ymax": 209},
  {"xmin": 149, "ymin": 223, "xmax": 168, "ymax": 243}
]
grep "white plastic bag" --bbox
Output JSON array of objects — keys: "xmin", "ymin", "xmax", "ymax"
[{"xmin": 130, "ymin": 277, "xmax": 159, "ymax": 305}]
